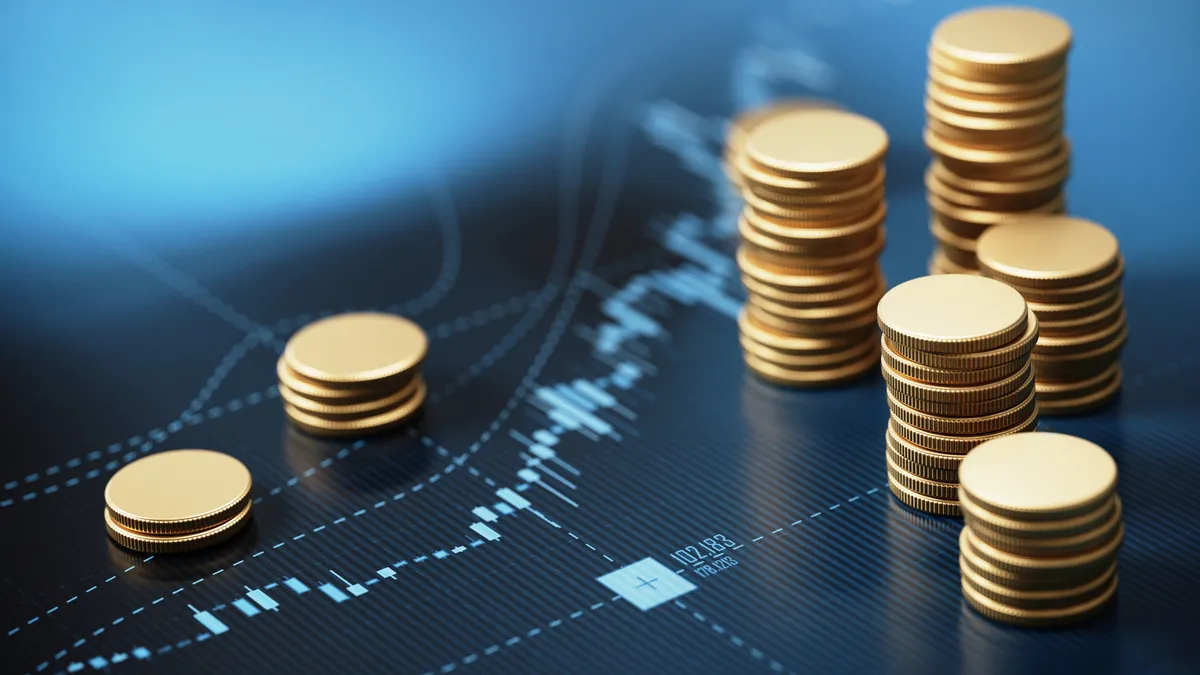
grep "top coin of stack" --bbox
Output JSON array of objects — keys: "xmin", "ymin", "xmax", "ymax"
[
  {"xmin": 976, "ymin": 216, "xmax": 1126, "ymax": 415},
  {"xmin": 104, "ymin": 449, "xmax": 254, "ymax": 553},
  {"xmin": 877, "ymin": 275, "xmax": 1040, "ymax": 516},
  {"xmin": 731, "ymin": 107, "xmax": 889, "ymax": 387},
  {"xmin": 723, "ymin": 99, "xmax": 841, "ymax": 191},
  {"xmin": 278, "ymin": 312, "xmax": 428, "ymax": 437},
  {"xmin": 959, "ymin": 432, "xmax": 1123, "ymax": 627},
  {"xmin": 923, "ymin": 6, "xmax": 1073, "ymax": 275}
]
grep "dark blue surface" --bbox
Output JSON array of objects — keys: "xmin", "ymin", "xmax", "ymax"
[{"xmin": 2, "ymin": 1, "xmax": 1199, "ymax": 674}]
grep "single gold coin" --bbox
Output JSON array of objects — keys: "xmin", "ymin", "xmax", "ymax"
[
  {"xmin": 726, "ymin": 99, "xmax": 841, "ymax": 161},
  {"xmin": 280, "ymin": 376, "xmax": 422, "ymax": 420},
  {"xmin": 958, "ymin": 529, "xmax": 1113, "ymax": 591},
  {"xmin": 968, "ymin": 498, "xmax": 1123, "ymax": 557},
  {"xmin": 961, "ymin": 557, "xmax": 1117, "ymax": 613},
  {"xmin": 1038, "ymin": 369, "xmax": 1122, "ymax": 416},
  {"xmin": 960, "ymin": 432, "xmax": 1117, "ymax": 520},
  {"xmin": 743, "ymin": 346, "xmax": 878, "ymax": 388},
  {"xmin": 932, "ymin": 7, "xmax": 1072, "ymax": 69},
  {"xmin": 885, "ymin": 309, "xmax": 1038, "ymax": 371},
  {"xmin": 977, "ymin": 217, "xmax": 1120, "ymax": 289},
  {"xmin": 888, "ymin": 474, "xmax": 961, "ymax": 517},
  {"xmin": 887, "ymin": 426, "xmax": 966, "ymax": 471},
  {"xmin": 890, "ymin": 407, "xmax": 1038, "ymax": 455},
  {"xmin": 880, "ymin": 334, "xmax": 1027, "ymax": 386},
  {"xmin": 886, "ymin": 450, "xmax": 959, "ymax": 501},
  {"xmin": 286, "ymin": 379, "xmax": 427, "ymax": 438},
  {"xmin": 284, "ymin": 312, "xmax": 428, "ymax": 386},
  {"xmin": 961, "ymin": 490, "xmax": 1119, "ymax": 541},
  {"xmin": 745, "ymin": 109, "xmax": 889, "ymax": 178},
  {"xmin": 882, "ymin": 358, "xmax": 1032, "ymax": 404},
  {"xmin": 105, "ymin": 502, "xmax": 253, "ymax": 554},
  {"xmin": 887, "ymin": 387, "xmax": 1038, "ymax": 436},
  {"xmin": 105, "ymin": 449, "xmax": 252, "ymax": 535},
  {"xmin": 877, "ymin": 275, "xmax": 1028, "ymax": 355},
  {"xmin": 928, "ymin": 61, "xmax": 1066, "ymax": 97},
  {"xmin": 886, "ymin": 443, "xmax": 959, "ymax": 483}
]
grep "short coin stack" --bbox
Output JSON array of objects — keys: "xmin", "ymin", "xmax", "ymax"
[
  {"xmin": 731, "ymin": 107, "xmax": 889, "ymax": 387},
  {"xmin": 877, "ymin": 275, "xmax": 1040, "ymax": 516},
  {"xmin": 959, "ymin": 432, "xmax": 1122, "ymax": 627},
  {"xmin": 976, "ymin": 216, "xmax": 1126, "ymax": 415},
  {"xmin": 278, "ymin": 312, "xmax": 428, "ymax": 437},
  {"xmin": 923, "ymin": 6, "xmax": 1073, "ymax": 275},
  {"xmin": 105, "ymin": 449, "xmax": 253, "ymax": 553}
]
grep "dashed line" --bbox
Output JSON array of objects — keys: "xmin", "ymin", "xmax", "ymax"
[{"xmin": 677, "ymin": 600, "xmax": 791, "ymax": 674}]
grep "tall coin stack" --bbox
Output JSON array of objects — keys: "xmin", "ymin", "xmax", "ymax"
[
  {"xmin": 976, "ymin": 216, "xmax": 1126, "ymax": 415},
  {"xmin": 731, "ymin": 107, "xmax": 889, "ymax": 387},
  {"xmin": 959, "ymin": 433, "xmax": 1122, "ymax": 626},
  {"xmin": 278, "ymin": 312, "xmax": 429, "ymax": 437},
  {"xmin": 876, "ymin": 275, "xmax": 1039, "ymax": 516},
  {"xmin": 923, "ymin": 6, "xmax": 1073, "ymax": 275}
]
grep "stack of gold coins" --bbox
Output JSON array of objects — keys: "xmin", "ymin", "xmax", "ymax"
[
  {"xmin": 278, "ymin": 312, "xmax": 428, "ymax": 437},
  {"xmin": 731, "ymin": 107, "xmax": 889, "ymax": 387},
  {"xmin": 959, "ymin": 432, "xmax": 1122, "ymax": 626},
  {"xmin": 877, "ymin": 275, "xmax": 1040, "ymax": 516},
  {"xmin": 976, "ymin": 216, "xmax": 1126, "ymax": 415},
  {"xmin": 105, "ymin": 449, "xmax": 254, "ymax": 553},
  {"xmin": 923, "ymin": 6, "xmax": 1073, "ymax": 275}
]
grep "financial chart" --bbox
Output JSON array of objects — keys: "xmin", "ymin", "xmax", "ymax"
[{"xmin": 3, "ymin": 1, "xmax": 1199, "ymax": 674}]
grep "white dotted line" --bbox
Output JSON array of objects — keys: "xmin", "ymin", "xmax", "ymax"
[
  {"xmin": 733, "ymin": 483, "xmax": 887, "ymax": 552},
  {"xmin": 675, "ymin": 600, "xmax": 791, "ymax": 674}
]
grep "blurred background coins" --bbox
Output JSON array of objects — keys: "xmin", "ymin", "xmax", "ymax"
[
  {"xmin": 727, "ymin": 104, "xmax": 888, "ymax": 386},
  {"xmin": 976, "ymin": 216, "xmax": 1126, "ymax": 415},
  {"xmin": 877, "ymin": 275, "xmax": 1040, "ymax": 516},
  {"xmin": 923, "ymin": 7, "xmax": 1073, "ymax": 273},
  {"xmin": 279, "ymin": 312, "xmax": 428, "ymax": 437},
  {"xmin": 104, "ymin": 449, "xmax": 253, "ymax": 553},
  {"xmin": 958, "ymin": 432, "xmax": 1122, "ymax": 626}
]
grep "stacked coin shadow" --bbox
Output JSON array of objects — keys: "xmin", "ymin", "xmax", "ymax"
[
  {"xmin": 877, "ymin": 275, "xmax": 1041, "ymax": 517},
  {"xmin": 104, "ymin": 450, "xmax": 254, "ymax": 554},
  {"xmin": 727, "ymin": 106, "xmax": 889, "ymax": 387},
  {"xmin": 278, "ymin": 313, "xmax": 428, "ymax": 438},
  {"xmin": 923, "ymin": 7, "xmax": 1073, "ymax": 275},
  {"xmin": 977, "ymin": 217, "xmax": 1127, "ymax": 415},
  {"xmin": 958, "ymin": 433, "xmax": 1123, "ymax": 627}
]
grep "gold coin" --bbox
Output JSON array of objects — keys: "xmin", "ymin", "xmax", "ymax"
[
  {"xmin": 882, "ymin": 356, "xmax": 1032, "ymax": 404},
  {"xmin": 745, "ymin": 109, "xmax": 889, "ymax": 178},
  {"xmin": 961, "ymin": 557, "xmax": 1117, "ymax": 612},
  {"xmin": 885, "ymin": 309, "xmax": 1038, "ymax": 370},
  {"xmin": 105, "ymin": 501, "xmax": 253, "ymax": 554},
  {"xmin": 1033, "ymin": 312, "xmax": 1126, "ymax": 356},
  {"xmin": 886, "ymin": 443, "xmax": 959, "ymax": 483},
  {"xmin": 967, "ymin": 499, "xmax": 1123, "ymax": 557},
  {"xmin": 925, "ymin": 80, "xmax": 1063, "ymax": 116},
  {"xmin": 742, "ymin": 188, "xmax": 883, "ymax": 223},
  {"xmin": 963, "ymin": 523, "xmax": 1123, "ymax": 576},
  {"xmin": 928, "ymin": 191, "xmax": 1064, "ymax": 227},
  {"xmin": 744, "ymin": 167, "xmax": 886, "ymax": 205},
  {"xmin": 1038, "ymin": 369, "xmax": 1122, "ymax": 416},
  {"xmin": 1038, "ymin": 296, "xmax": 1124, "ymax": 337},
  {"xmin": 887, "ymin": 426, "xmax": 966, "ymax": 471},
  {"xmin": 105, "ymin": 449, "xmax": 252, "ymax": 535},
  {"xmin": 1030, "ymin": 334, "xmax": 1125, "ymax": 382},
  {"xmin": 746, "ymin": 283, "xmax": 884, "ymax": 324},
  {"xmin": 280, "ymin": 376, "xmax": 422, "ymax": 420},
  {"xmin": 747, "ymin": 301, "xmax": 879, "ymax": 338},
  {"xmin": 886, "ymin": 450, "xmax": 959, "ymax": 501},
  {"xmin": 737, "ymin": 309, "xmax": 871, "ymax": 355},
  {"xmin": 958, "ymin": 529, "xmax": 1113, "ymax": 591},
  {"xmin": 276, "ymin": 358, "xmax": 401, "ymax": 403},
  {"xmin": 928, "ymin": 248, "xmax": 979, "ymax": 276},
  {"xmin": 961, "ymin": 489, "xmax": 1119, "ymax": 540},
  {"xmin": 939, "ymin": 138, "xmax": 1072, "ymax": 181},
  {"xmin": 284, "ymin": 312, "xmax": 428, "ymax": 386},
  {"xmin": 877, "ymin": 274, "xmax": 1028, "ymax": 355},
  {"xmin": 928, "ymin": 62, "xmax": 1066, "ymax": 97},
  {"xmin": 740, "ymin": 333, "xmax": 876, "ymax": 369},
  {"xmin": 927, "ymin": 171, "xmax": 1062, "ymax": 212},
  {"xmin": 1036, "ymin": 364, "xmax": 1121, "ymax": 401},
  {"xmin": 880, "ymin": 335, "xmax": 1027, "ymax": 386},
  {"xmin": 1028, "ymin": 289, "xmax": 1120, "ymax": 323},
  {"xmin": 741, "ymin": 229, "xmax": 886, "ymax": 274},
  {"xmin": 887, "ymin": 387, "xmax": 1037, "ymax": 436},
  {"xmin": 888, "ymin": 474, "xmax": 961, "ymax": 517},
  {"xmin": 739, "ymin": 207, "xmax": 884, "ymax": 253},
  {"xmin": 925, "ymin": 128, "xmax": 1063, "ymax": 166},
  {"xmin": 736, "ymin": 151, "xmax": 880, "ymax": 196},
  {"xmin": 960, "ymin": 432, "xmax": 1117, "ymax": 520},
  {"xmin": 931, "ymin": 7, "xmax": 1072, "ymax": 70},
  {"xmin": 890, "ymin": 407, "xmax": 1038, "ymax": 455},
  {"xmin": 738, "ymin": 246, "xmax": 877, "ymax": 292},
  {"xmin": 888, "ymin": 372, "xmax": 1035, "ymax": 419},
  {"xmin": 726, "ymin": 99, "xmax": 841, "ymax": 161},
  {"xmin": 925, "ymin": 98, "xmax": 1064, "ymax": 134},
  {"xmin": 976, "ymin": 217, "xmax": 1120, "ymax": 289},
  {"xmin": 931, "ymin": 157, "xmax": 1069, "ymax": 196},
  {"xmin": 743, "ymin": 346, "xmax": 878, "ymax": 388},
  {"xmin": 928, "ymin": 45, "xmax": 1066, "ymax": 84},
  {"xmin": 742, "ymin": 269, "xmax": 883, "ymax": 308},
  {"xmin": 286, "ymin": 379, "xmax": 427, "ymax": 438}
]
